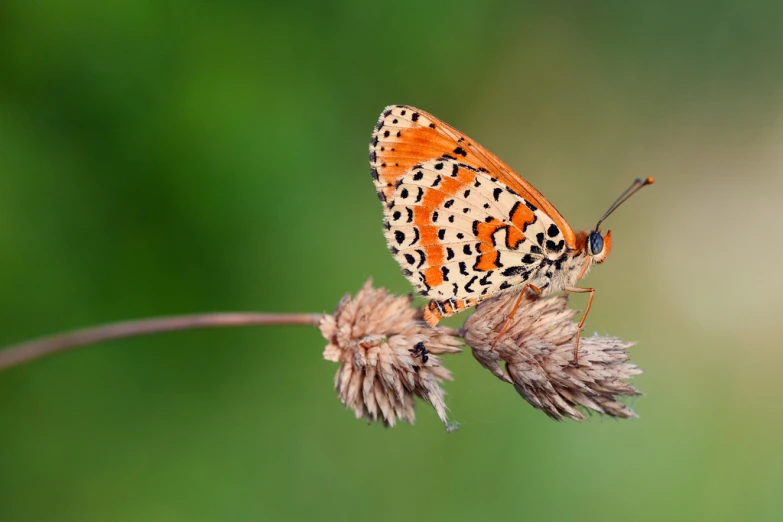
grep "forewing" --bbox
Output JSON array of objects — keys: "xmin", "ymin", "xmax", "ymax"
[{"xmin": 370, "ymin": 105, "xmax": 575, "ymax": 247}]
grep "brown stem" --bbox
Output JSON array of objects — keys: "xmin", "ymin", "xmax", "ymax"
[{"xmin": 0, "ymin": 312, "xmax": 323, "ymax": 372}]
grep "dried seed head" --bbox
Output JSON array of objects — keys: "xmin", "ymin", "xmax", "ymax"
[
  {"xmin": 320, "ymin": 279, "xmax": 462, "ymax": 427},
  {"xmin": 463, "ymin": 292, "xmax": 642, "ymax": 421}
]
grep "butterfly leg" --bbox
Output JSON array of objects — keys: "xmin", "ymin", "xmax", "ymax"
[
  {"xmin": 490, "ymin": 283, "xmax": 542, "ymax": 351},
  {"xmin": 564, "ymin": 286, "xmax": 595, "ymax": 366}
]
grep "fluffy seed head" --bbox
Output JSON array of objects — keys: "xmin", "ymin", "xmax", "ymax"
[
  {"xmin": 463, "ymin": 292, "xmax": 642, "ymax": 421},
  {"xmin": 320, "ymin": 279, "xmax": 462, "ymax": 427}
]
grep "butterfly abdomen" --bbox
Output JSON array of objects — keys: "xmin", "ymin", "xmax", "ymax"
[{"xmin": 423, "ymin": 298, "xmax": 476, "ymax": 326}]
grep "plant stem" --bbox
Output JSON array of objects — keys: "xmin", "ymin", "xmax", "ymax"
[{"xmin": 0, "ymin": 312, "xmax": 323, "ymax": 372}]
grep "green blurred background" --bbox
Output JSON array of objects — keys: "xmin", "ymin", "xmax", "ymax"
[{"xmin": 1, "ymin": 2, "xmax": 782, "ymax": 521}]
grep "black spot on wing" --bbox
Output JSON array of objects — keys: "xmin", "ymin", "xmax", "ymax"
[
  {"xmin": 546, "ymin": 239, "xmax": 565, "ymax": 253},
  {"xmin": 464, "ymin": 276, "xmax": 478, "ymax": 293},
  {"xmin": 410, "ymin": 228, "xmax": 420, "ymax": 246},
  {"xmin": 414, "ymin": 249, "xmax": 426, "ymax": 268},
  {"xmin": 547, "ymin": 224, "xmax": 559, "ymax": 237},
  {"xmin": 501, "ymin": 266, "xmax": 530, "ymax": 281},
  {"xmin": 419, "ymin": 272, "xmax": 431, "ymax": 290},
  {"xmin": 501, "ymin": 266, "xmax": 525, "ymax": 277}
]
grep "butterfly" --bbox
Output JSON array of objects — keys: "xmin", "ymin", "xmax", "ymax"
[{"xmin": 369, "ymin": 105, "xmax": 652, "ymax": 364}]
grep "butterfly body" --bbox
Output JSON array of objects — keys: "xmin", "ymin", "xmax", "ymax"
[{"xmin": 369, "ymin": 105, "xmax": 649, "ymax": 333}]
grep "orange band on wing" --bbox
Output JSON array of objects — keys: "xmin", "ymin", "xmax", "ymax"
[
  {"xmin": 423, "ymin": 265, "xmax": 443, "ymax": 288},
  {"xmin": 473, "ymin": 218, "xmax": 505, "ymax": 271}
]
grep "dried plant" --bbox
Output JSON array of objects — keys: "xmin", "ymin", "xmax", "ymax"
[
  {"xmin": 319, "ymin": 279, "xmax": 462, "ymax": 427},
  {"xmin": 0, "ymin": 280, "xmax": 644, "ymax": 428},
  {"xmin": 463, "ymin": 291, "xmax": 642, "ymax": 421}
]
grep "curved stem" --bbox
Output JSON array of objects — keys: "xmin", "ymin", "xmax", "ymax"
[{"xmin": 0, "ymin": 312, "xmax": 323, "ymax": 372}]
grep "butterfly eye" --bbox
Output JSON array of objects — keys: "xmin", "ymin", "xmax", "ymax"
[{"xmin": 588, "ymin": 231, "xmax": 604, "ymax": 256}]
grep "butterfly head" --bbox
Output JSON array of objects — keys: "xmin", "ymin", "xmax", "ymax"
[{"xmin": 585, "ymin": 177, "xmax": 654, "ymax": 265}]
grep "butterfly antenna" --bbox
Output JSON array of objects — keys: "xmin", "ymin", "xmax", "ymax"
[{"xmin": 595, "ymin": 177, "xmax": 654, "ymax": 230}]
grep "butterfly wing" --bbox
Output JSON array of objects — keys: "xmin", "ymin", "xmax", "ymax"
[
  {"xmin": 370, "ymin": 105, "xmax": 576, "ymax": 325},
  {"xmin": 370, "ymin": 105, "xmax": 576, "ymax": 246}
]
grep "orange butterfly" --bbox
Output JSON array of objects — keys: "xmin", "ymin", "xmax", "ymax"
[{"xmin": 369, "ymin": 105, "xmax": 652, "ymax": 364}]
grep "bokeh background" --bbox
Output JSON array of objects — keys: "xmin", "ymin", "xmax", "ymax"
[{"xmin": 1, "ymin": 2, "xmax": 782, "ymax": 521}]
